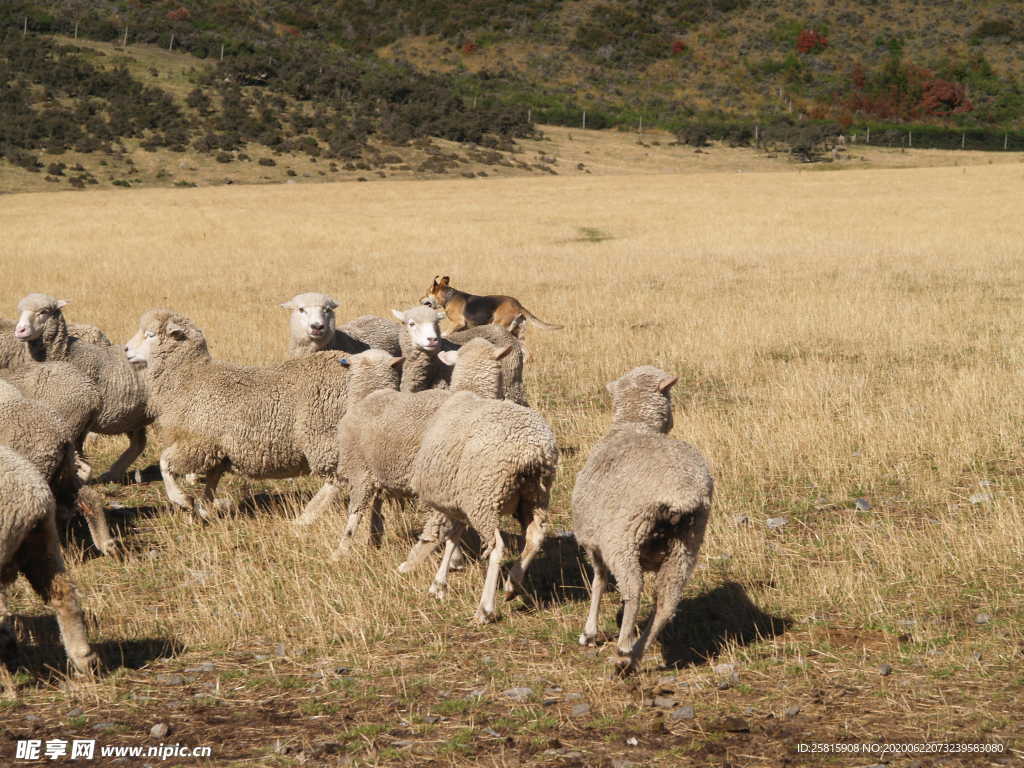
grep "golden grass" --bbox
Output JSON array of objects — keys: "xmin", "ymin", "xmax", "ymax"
[{"xmin": 2, "ymin": 164, "xmax": 1023, "ymax": 764}]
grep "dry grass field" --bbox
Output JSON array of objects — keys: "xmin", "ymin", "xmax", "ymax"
[{"xmin": 2, "ymin": 162, "xmax": 1024, "ymax": 766}]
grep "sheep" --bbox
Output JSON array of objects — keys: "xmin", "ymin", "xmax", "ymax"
[
  {"xmin": 0, "ymin": 383, "xmax": 118, "ymax": 557},
  {"xmin": 282, "ymin": 292, "xmax": 401, "ymax": 357},
  {"xmin": 0, "ymin": 316, "xmax": 110, "ymax": 368},
  {"xmin": 0, "ymin": 361, "xmax": 102, "ymax": 480},
  {"xmin": 10, "ymin": 294, "xmax": 150, "ymax": 482},
  {"xmin": 0, "ymin": 445, "xmax": 97, "ymax": 674},
  {"xmin": 571, "ymin": 366, "xmax": 713, "ymax": 676},
  {"xmin": 394, "ymin": 304, "xmax": 451, "ymax": 393},
  {"xmin": 332, "ymin": 337, "xmax": 512, "ymax": 558},
  {"xmin": 126, "ymin": 310, "xmax": 401, "ymax": 521},
  {"xmin": 445, "ymin": 316, "xmax": 528, "ymax": 406}
]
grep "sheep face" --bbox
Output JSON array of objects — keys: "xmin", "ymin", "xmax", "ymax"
[
  {"xmin": 14, "ymin": 293, "xmax": 67, "ymax": 341},
  {"xmin": 392, "ymin": 306, "xmax": 444, "ymax": 353},
  {"xmin": 282, "ymin": 292, "xmax": 338, "ymax": 348},
  {"xmin": 607, "ymin": 366, "xmax": 678, "ymax": 434},
  {"xmin": 126, "ymin": 310, "xmax": 198, "ymax": 368}
]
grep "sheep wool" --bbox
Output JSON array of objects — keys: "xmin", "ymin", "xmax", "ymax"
[
  {"xmin": 572, "ymin": 365, "xmax": 713, "ymax": 676},
  {"xmin": 0, "ymin": 445, "xmax": 97, "ymax": 674}
]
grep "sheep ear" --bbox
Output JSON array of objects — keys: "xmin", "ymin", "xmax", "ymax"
[
  {"xmin": 324, "ymin": 298, "xmax": 338, "ymax": 311},
  {"xmin": 56, "ymin": 299, "xmax": 69, "ymax": 309},
  {"xmin": 391, "ymin": 309, "xmax": 405, "ymax": 322},
  {"xmin": 435, "ymin": 311, "xmax": 445, "ymax": 321},
  {"xmin": 437, "ymin": 350, "xmax": 458, "ymax": 367},
  {"xmin": 605, "ymin": 380, "xmax": 618, "ymax": 395},
  {"xmin": 658, "ymin": 376, "xmax": 678, "ymax": 393},
  {"xmin": 280, "ymin": 299, "xmax": 298, "ymax": 310},
  {"xmin": 338, "ymin": 357, "xmax": 350, "ymax": 367},
  {"xmin": 493, "ymin": 344, "xmax": 513, "ymax": 361},
  {"xmin": 390, "ymin": 356, "xmax": 405, "ymax": 369},
  {"xmin": 165, "ymin": 320, "xmax": 188, "ymax": 340}
]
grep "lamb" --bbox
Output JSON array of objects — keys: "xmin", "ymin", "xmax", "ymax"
[
  {"xmin": 0, "ymin": 383, "xmax": 118, "ymax": 557},
  {"xmin": 11, "ymin": 294, "xmax": 150, "ymax": 482},
  {"xmin": 126, "ymin": 310, "xmax": 400, "ymax": 521},
  {"xmin": 572, "ymin": 366, "xmax": 713, "ymax": 676},
  {"xmin": 282, "ymin": 292, "xmax": 402, "ymax": 357},
  {"xmin": 332, "ymin": 337, "xmax": 511, "ymax": 557},
  {"xmin": 337, "ymin": 337, "xmax": 558, "ymax": 623},
  {"xmin": 0, "ymin": 445, "xmax": 97, "ymax": 674}
]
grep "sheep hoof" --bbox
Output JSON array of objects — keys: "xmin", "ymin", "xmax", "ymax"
[
  {"xmin": 71, "ymin": 650, "xmax": 101, "ymax": 676},
  {"xmin": 100, "ymin": 542, "xmax": 124, "ymax": 561},
  {"xmin": 578, "ymin": 633, "xmax": 597, "ymax": 647},
  {"xmin": 95, "ymin": 471, "xmax": 118, "ymax": 484},
  {"xmin": 428, "ymin": 582, "xmax": 446, "ymax": 600},
  {"xmin": 611, "ymin": 657, "xmax": 636, "ymax": 678},
  {"xmin": 473, "ymin": 608, "xmax": 498, "ymax": 624}
]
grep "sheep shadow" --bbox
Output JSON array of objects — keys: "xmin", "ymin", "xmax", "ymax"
[
  {"xmin": 518, "ymin": 531, "xmax": 592, "ymax": 606},
  {"xmin": 8, "ymin": 613, "xmax": 182, "ymax": 679},
  {"xmin": 94, "ymin": 462, "xmax": 163, "ymax": 485},
  {"xmin": 657, "ymin": 581, "xmax": 792, "ymax": 668}
]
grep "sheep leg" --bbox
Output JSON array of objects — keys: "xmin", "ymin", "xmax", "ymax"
[
  {"xmin": 579, "ymin": 553, "xmax": 609, "ymax": 647},
  {"xmin": 294, "ymin": 481, "xmax": 342, "ymax": 526},
  {"xmin": 613, "ymin": 566, "xmax": 643, "ymax": 661},
  {"xmin": 368, "ymin": 494, "xmax": 385, "ymax": 548},
  {"xmin": 0, "ymin": 589, "xmax": 15, "ymax": 669},
  {"xmin": 159, "ymin": 446, "xmax": 196, "ymax": 513},
  {"xmin": 77, "ymin": 486, "xmax": 120, "ymax": 559},
  {"xmin": 400, "ymin": 509, "xmax": 463, "ymax": 574},
  {"xmin": 98, "ymin": 427, "xmax": 147, "ymax": 483},
  {"xmin": 331, "ymin": 480, "xmax": 376, "ymax": 560},
  {"xmin": 428, "ymin": 520, "xmax": 465, "ymax": 600},
  {"xmin": 17, "ymin": 514, "xmax": 97, "ymax": 675},
  {"xmin": 474, "ymin": 528, "xmax": 505, "ymax": 624},
  {"xmin": 619, "ymin": 544, "xmax": 692, "ymax": 676},
  {"xmin": 195, "ymin": 464, "xmax": 228, "ymax": 518},
  {"xmin": 503, "ymin": 507, "xmax": 548, "ymax": 600}
]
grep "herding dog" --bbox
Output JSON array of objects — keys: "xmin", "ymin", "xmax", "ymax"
[{"xmin": 421, "ymin": 276, "xmax": 563, "ymax": 333}]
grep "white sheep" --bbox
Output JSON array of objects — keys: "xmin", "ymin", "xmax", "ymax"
[
  {"xmin": 336, "ymin": 337, "xmax": 557, "ymax": 622},
  {"xmin": 0, "ymin": 445, "xmax": 97, "ymax": 674},
  {"xmin": 444, "ymin": 317, "xmax": 528, "ymax": 406},
  {"xmin": 282, "ymin": 292, "xmax": 401, "ymax": 357},
  {"xmin": 126, "ymin": 310, "xmax": 399, "ymax": 521},
  {"xmin": 0, "ymin": 316, "xmax": 110, "ymax": 369},
  {"xmin": 572, "ymin": 366, "xmax": 713, "ymax": 676},
  {"xmin": 0, "ymin": 382, "xmax": 118, "ymax": 557},
  {"xmin": 10, "ymin": 294, "xmax": 150, "ymax": 482},
  {"xmin": 332, "ymin": 337, "xmax": 511, "ymax": 558}
]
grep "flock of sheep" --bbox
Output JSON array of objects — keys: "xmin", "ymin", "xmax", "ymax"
[{"xmin": 0, "ymin": 288, "xmax": 712, "ymax": 677}]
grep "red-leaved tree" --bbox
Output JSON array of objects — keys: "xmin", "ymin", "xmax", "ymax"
[{"xmin": 796, "ymin": 29, "xmax": 828, "ymax": 54}]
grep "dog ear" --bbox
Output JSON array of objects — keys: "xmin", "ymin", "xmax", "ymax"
[
  {"xmin": 658, "ymin": 376, "xmax": 678, "ymax": 393},
  {"xmin": 432, "ymin": 276, "xmax": 440, "ymax": 287},
  {"xmin": 390, "ymin": 356, "xmax": 405, "ymax": 369},
  {"xmin": 493, "ymin": 344, "xmax": 513, "ymax": 361},
  {"xmin": 440, "ymin": 276, "xmax": 450, "ymax": 286}
]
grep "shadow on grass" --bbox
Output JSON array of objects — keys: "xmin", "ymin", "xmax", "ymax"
[
  {"xmin": 62, "ymin": 503, "xmax": 161, "ymax": 562},
  {"xmin": 659, "ymin": 581, "xmax": 792, "ymax": 668},
  {"xmin": 9, "ymin": 613, "xmax": 183, "ymax": 680}
]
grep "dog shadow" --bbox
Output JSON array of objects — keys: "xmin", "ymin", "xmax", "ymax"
[
  {"xmin": 8, "ymin": 613, "xmax": 183, "ymax": 680},
  {"xmin": 658, "ymin": 581, "xmax": 792, "ymax": 668}
]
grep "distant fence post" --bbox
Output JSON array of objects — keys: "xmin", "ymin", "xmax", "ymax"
[
  {"xmin": 754, "ymin": 124, "xmax": 759, "ymax": 144},
  {"xmin": 866, "ymin": 127, "xmax": 870, "ymax": 144},
  {"xmin": 908, "ymin": 131, "xmax": 912, "ymax": 148},
  {"xmin": 638, "ymin": 116, "xmax": 643, "ymax": 134},
  {"xmin": 219, "ymin": 43, "xmax": 225, "ymax": 60},
  {"xmin": 74, "ymin": 21, "xmax": 78, "ymax": 39},
  {"xmin": 23, "ymin": 16, "xmax": 27, "ymax": 37},
  {"xmin": 527, "ymin": 107, "xmax": 531, "ymax": 123},
  {"xmin": 123, "ymin": 26, "xmax": 128, "ymax": 49},
  {"xmin": 1004, "ymin": 133, "xmax": 1008, "ymax": 150},
  {"xmin": 961, "ymin": 132, "xmax": 966, "ymax": 150},
  {"xmin": 169, "ymin": 33, "xmax": 175, "ymax": 51},
  {"xmin": 582, "ymin": 111, "xmax": 586, "ymax": 130}
]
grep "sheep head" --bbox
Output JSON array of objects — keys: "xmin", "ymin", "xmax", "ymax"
[{"xmin": 14, "ymin": 293, "xmax": 68, "ymax": 342}]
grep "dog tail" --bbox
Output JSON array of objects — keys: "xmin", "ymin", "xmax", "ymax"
[{"xmin": 522, "ymin": 308, "xmax": 563, "ymax": 331}]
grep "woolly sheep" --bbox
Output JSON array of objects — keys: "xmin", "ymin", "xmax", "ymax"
[
  {"xmin": 10, "ymin": 294, "xmax": 150, "ymax": 482},
  {"xmin": 282, "ymin": 292, "xmax": 402, "ymax": 358},
  {"xmin": 572, "ymin": 366, "xmax": 713, "ymax": 676},
  {"xmin": 0, "ymin": 316, "xmax": 111, "ymax": 368},
  {"xmin": 332, "ymin": 337, "xmax": 512, "ymax": 558},
  {"xmin": 0, "ymin": 384, "xmax": 118, "ymax": 557},
  {"xmin": 0, "ymin": 361, "xmax": 102, "ymax": 480},
  {"xmin": 393, "ymin": 304, "xmax": 451, "ymax": 393},
  {"xmin": 0, "ymin": 445, "xmax": 97, "ymax": 674},
  {"xmin": 126, "ymin": 310, "xmax": 400, "ymax": 520},
  {"xmin": 445, "ymin": 317, "xmax": 528, "ymax": 406}
]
